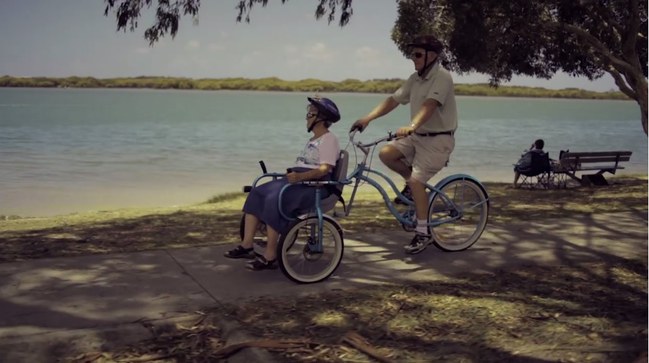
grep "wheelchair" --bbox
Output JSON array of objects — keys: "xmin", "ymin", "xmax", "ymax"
[{"xmin": 240, "ymin": 150, "xmax": 349, "ymax": 283}]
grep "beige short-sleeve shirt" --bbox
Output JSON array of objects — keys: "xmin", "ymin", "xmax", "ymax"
[{"xmin": 392, "ymin": 62, "xmax": 458, "ymax": 133}]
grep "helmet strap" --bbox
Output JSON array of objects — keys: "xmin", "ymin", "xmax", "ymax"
[
  {"xmin": 307, "ymin": 111, "xmax": 322, "ymax": 132},
  {"xmin": 418, "ymin": 52, "xmax": 437, "ymax": 77}
]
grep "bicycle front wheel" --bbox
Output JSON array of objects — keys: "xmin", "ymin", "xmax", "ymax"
[
  {"xmin": 278, "ymin": 216, "xmax": 344, "ymax": 284},
  {"xmin": 428, "ymin": 178, "xmax": 489, "ymax": 252}
]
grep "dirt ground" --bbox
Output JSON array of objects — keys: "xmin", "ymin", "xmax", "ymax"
[
  {"xmin": 1, "ymin": 177, "xmax": 646, "ymax": 362},
  {"xmin": 69, "ymin": 261, "xmax": 647, "ymax": 363}
]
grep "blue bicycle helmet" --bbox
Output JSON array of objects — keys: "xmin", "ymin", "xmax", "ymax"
[{"xmin": 307, "ymin": 97, "xmax": 341, "ymax": 123}]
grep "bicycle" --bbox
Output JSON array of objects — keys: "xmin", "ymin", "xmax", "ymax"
[{"xmin": 243, "ymin": 131, "xmax": 490, "ymax": 284}]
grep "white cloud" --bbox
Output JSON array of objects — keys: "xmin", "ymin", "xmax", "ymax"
[
  {"xmin": 354, "ymin": 46, "xmax": 380, "ymax": 59},
  {"xmin": 303, "ymin": 42, "xmax": 335, "ymax": 62},
  {"xmin": 284, "ymin": 44, "xmax": 298, "ymax": 54},
  {"xmin": 186, "ymin": 40, "xmax": 200, "ymax": 50},
  {"xmin": 207, "ymin": 43, "xmax": 225, "ymax": 51},
  {"xmin": 241, "ymin": 50, "xmax": 263, "ymax": 64},
  {"xmin": 351, "ymin": 46, "xmax": 391, "ymax": 72}
]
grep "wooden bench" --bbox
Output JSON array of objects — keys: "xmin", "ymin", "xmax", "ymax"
[{"xmin": 553, "ymin": 151, "xmax": 633, "ymax": 186}]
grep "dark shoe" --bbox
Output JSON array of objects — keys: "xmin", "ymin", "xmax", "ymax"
[
  {"xmin": 404, "ymin": 232, "xmax": 432, "ymax": 254},
  {"xmin": 246, "ymin": 255, "xmax": 278, "ymax": 271},
  {"xmin": 224, "ymin": 245, "xmax": 255, "ymax": 259},
  {"xmin": 394, "ymin": 184, "xmax": 413, "ymax": 205}
]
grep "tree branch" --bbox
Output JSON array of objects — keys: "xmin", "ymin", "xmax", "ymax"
[
  {"xmin": 606, "ymin": 66, "xmax": 637, "ymax": 100},
  {"xmin": 556, "ymin": 23, "xmax": 638, "ymax": 77},
  {"xmin": 622, "ymin": 0, "xmax": 641, "ymax": 66},
  {"xmin": 589, "ymin": 0, "xmax": 624, "ymax": 43}
]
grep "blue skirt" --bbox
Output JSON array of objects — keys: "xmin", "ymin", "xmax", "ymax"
[{"xmin": 242, "ymin": 168, "xmax": 331, "ymax": 234}]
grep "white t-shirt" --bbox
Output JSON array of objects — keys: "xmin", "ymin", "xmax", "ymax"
[
  {"xmin": 294, "ymin": 132, "xmax": 340, "ymax": 169},
  {"xmin": 392, "ymin": 62, "xmax": 457, "ymax": 133}
]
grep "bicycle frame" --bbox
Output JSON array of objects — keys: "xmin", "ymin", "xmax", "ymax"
[
  {"xmin": 270, "ymin": 131, "xmax": 488, "ymax": 252},
  {"xmin": 268, "ymin": 132, "xmax": 490, "ymax": 284},
  {"xmin": 341, "ymin": 132, "xmax": 476, "ymax": 229}
]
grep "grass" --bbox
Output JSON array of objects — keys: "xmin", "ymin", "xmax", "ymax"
[
  {"xmin": 1, "ymin": 176, "xmax": 646, "ymax": 262},
  {"xmin": 2, "ymin": 175, "xmax": 646, "ymax": 362}
]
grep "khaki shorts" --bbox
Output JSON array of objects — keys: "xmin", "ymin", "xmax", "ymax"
[{"xmin": 391, "ymin": 134, "xmax": 455, "ymax": 184}]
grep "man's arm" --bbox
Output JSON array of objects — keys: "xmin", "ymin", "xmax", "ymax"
[
  {"xmin": 396, "ymin": 98, "xmax": 439, "ymax": 137},
  {"xmin": 350, "ymin": 96, "xmax": 399, "ymax": 132}
]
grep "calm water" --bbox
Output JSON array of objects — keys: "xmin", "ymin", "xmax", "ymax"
[{"xmin": 1, "ymin": 88, "xmax": 646, "ymax": 217}]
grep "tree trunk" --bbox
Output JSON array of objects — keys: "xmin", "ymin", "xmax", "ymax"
[{"xmin": 637, "ymin": 79, "xmax": 648, "ymax": 135}]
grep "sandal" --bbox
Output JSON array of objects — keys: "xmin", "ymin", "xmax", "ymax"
[
  {"xmin": 246, "ymin": 255, "xmax": 278, "ymax": 271},
  {"xmin": 224, "ymin": 245, "xmax": 255, "ymax": 259}
]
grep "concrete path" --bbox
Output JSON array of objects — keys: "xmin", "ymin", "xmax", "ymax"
[{"xmin": 0, "ymin": 211, "xmax": 646, "ymax": 362}]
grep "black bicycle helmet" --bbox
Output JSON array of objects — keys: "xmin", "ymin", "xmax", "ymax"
[
  {"xmin": 406, "ymin": 34, "xmax": 444, "ymax": 53},
  {"xmin": 307, "ymin": 97, "xmax": 341, "ymax": 123}
]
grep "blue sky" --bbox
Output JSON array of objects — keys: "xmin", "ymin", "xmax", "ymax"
[{"xmin": 0, "ymin": 0, "xmax": 619, "ymax": 91}]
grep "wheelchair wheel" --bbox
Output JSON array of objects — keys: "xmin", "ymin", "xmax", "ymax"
[
  {"xmin": 277, "ymin": 215, "xmax": 344, "ymax": 284},
  {"xmin": 428, "ymin": 178, "xmax": 489, "ymax": 252}
]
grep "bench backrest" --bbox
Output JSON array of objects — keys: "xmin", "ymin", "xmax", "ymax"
[{"xmin": 560, "ymin": 151, "xmax": 632, "ymax": 165}]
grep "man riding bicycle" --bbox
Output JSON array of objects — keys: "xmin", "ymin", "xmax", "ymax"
[{"xmin": 350, "ymin": 34, "xmax": 458, "ymax": 254}]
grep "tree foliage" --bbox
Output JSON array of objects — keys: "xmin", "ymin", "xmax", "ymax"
[
  {"xmin": 103, "ymin": 0, "xmax": 648, "ymax": 132},
  {"xmin": 392, "ymin": 0, "xmax": 648, "ymax": 133},
  {"xmin": 235, "ymin": 0, "xmax": 352, "ymax": 25},
  {"xmin": 103, "ymin": 1, "xmax": 353, "ymax": 45},
  {"xmin": 104, "ymin": 0, "xmax": 200, "ymax": 45}
]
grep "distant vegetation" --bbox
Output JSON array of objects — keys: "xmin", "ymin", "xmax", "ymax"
[{"xmin": 0, "ymin": 75, "xmax": 630, "ymax": 100}]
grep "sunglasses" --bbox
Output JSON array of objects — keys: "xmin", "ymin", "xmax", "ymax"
[
  {"xmin": 306, "ymin": 105, "xmax": 319, "ymax": 119},
  {"xmin": 411, "ymin": 52, "xmax": 425, "ymax": 59}
]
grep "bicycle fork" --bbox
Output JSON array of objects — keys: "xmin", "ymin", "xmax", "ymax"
[{"xmin": 308, "ymin": 188, "xmax": 325, "ymax": 253}]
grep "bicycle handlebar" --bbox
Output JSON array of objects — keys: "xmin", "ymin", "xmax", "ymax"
[{"xmin": 348, "ymin": 131, "xmax": 398, "ymax": 154}]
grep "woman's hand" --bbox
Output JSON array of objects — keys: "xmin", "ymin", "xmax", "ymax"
[{"xmin": 286, "ymin": 172, "xmax": 302, "ymax": 184}]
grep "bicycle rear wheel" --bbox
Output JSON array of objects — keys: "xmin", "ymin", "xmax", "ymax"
[
  {"xmin": 278, "ymin": 216, "xmax": 344, "ymax": 284},
  {"xmin": 428, "ymin": 178, "xmax": 489, "ymax": 251}
]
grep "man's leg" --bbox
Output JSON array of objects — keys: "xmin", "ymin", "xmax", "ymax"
[
  {"xmin": 404, "ymin": 177, "xmax": 433, "ymax": 254},
  {"xmin": 380, "ymin": 145, "xmax": 415, "ymax": 203},
  {"xmin": 379, "ymin": 142, "xmax": 432, "ymax": 254},
  {"xmin": 513, "ymin": 171, "xmax": 520, "ymax": 188},
  {"xmin": 379, "ymin": 145, "xmax": 411, "ymax": 179},
  {"xmin": 408, "ymin": 178, "xmax": 428, "ymax": 222}
]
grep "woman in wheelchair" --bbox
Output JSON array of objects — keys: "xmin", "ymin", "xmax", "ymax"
[{"xmin": 224, "ymin": 97, "xmax": 341, "ymax": 270}]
